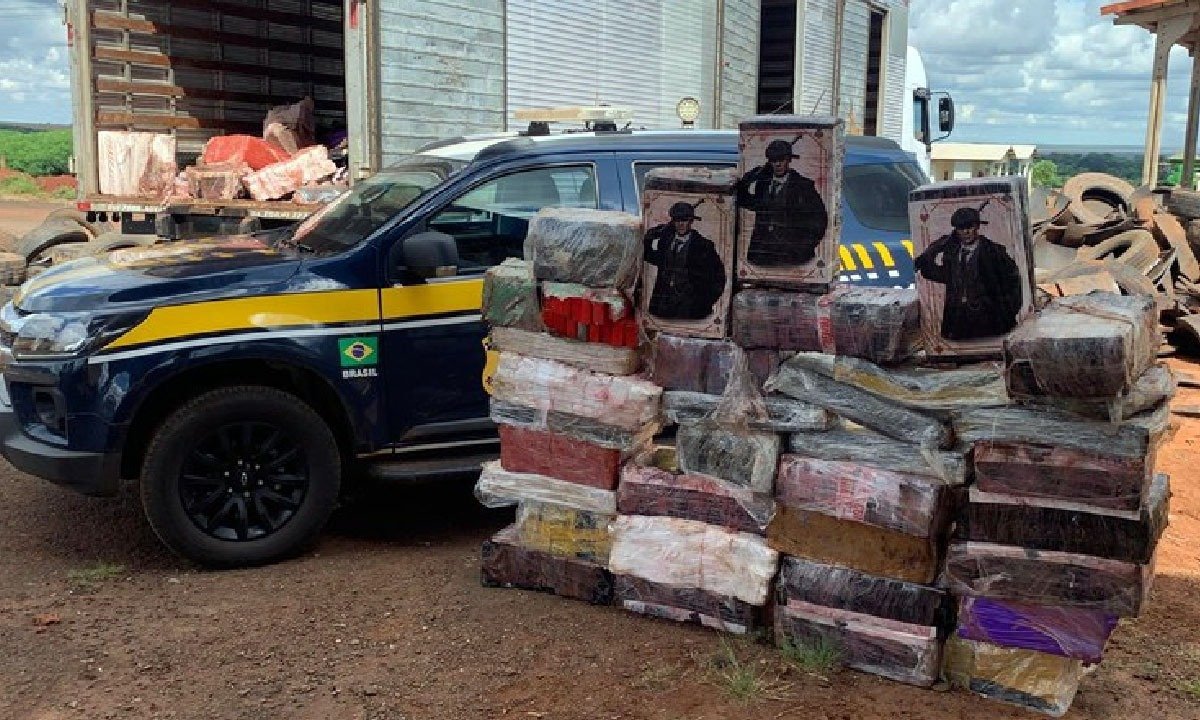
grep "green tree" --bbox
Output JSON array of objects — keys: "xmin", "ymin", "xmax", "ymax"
[
  {"xmin": 1030, "ymin": 159, "xmax": 1061, "ymax": 188},
  {"xmin": 0, "ymin": 129, "xmax": 72, "ymax": 176}
]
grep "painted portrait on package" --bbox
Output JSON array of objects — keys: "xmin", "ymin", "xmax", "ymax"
[
  {"xmin": 908, "ymin": 176, "xmax": 1036, "ymax": 360},
  {"xmin": 640, "ymin": 166, "xmax": 737, "ymax": 339},
  {"xmin": 735, "ymin": 116, "xmax": 844, "ymax": 290}
]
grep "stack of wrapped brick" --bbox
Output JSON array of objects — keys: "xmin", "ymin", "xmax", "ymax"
[
  {"xmin": 940, "ymin": 292, "xmax": 1173, "ymax": 716},
  {"xmin": 476, "ymin": 209, "xmax": 662, "ymax": 605}
]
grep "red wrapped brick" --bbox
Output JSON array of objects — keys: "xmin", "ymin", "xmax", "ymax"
[
  {"xmin": 651, "ymin": 334, "xmax": 779, "ymax": 394},
  {"xmin": 498, "ymin": 425, "xmax": 621, "ymax": 490},
  {"xmin": 973, "ymin": 440, "xmax": 1154, "ymax": 512},
  {"xmin": 480, "ymin": 526, "xmax": 613, "ymax": 605},
  {"xmin": 614, "ymin": 574, "xmax": 762, "ymax": 634},
  {"xmin": 540, "ymin": 282, "xmax": 638, "ymax": 348}
]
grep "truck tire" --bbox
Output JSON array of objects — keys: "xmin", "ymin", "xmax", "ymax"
[
  {"xmin": 17, "ymin": 219, "xmax": 91, "ymax": 262},
  {"xmin": 91, "ymin": 232, "xmax": 157, "ymax": 252},
  {"xmin": 1062, "ymin": 172, "xmax": 1135, "ymax": 225},
  {"xmin": 44, "ymin": 208, "xmax": 102, "ymax": 237},
  {"xmin": 140, "ymin": 386, "xmax": 342, "ymax": 568}
]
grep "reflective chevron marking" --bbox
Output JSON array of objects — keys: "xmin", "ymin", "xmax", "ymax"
[
  {"xmin": 873, "ymin": 242, "xmax": 895, "ymax": 267},
  {"xmin": 852, "ymin": 244, "xmax": 874, "ymax": 270},
  {"xmin": 839, "ymin": 245, "xmax": 858, "ymax": 272}
]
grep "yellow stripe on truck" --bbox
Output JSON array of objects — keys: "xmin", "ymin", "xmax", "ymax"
[
  {"xmin": 852, "ymin": 244, "xmax": 874, "ymax": 270},
  {"xmin": 106, "ymin": 289, "xmax": 380, "ymax": 349},
  {"xmin": 872, "ymin": 242, "xmax": 895, "ymax": 268},
  {"xmin": 380, "ymin": 279, "xmax": 484, "ymax": 320},
  {"xmin": 838, "ymin": 246, "xmax": 857, "ymax": 272},
  {"xmin": 902, "ymin": 240, "xmax": 915, "ymax": 258}
]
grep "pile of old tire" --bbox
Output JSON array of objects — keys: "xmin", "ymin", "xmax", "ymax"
[{"xmin": 17, "ymin": 212, "xmax": 155, "ymax": 281}]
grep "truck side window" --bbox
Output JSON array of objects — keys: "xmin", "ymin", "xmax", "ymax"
[
  {"xmin": 424, "ymin": 164, "xmax": 598, "ymax": 274},
  {"xmin": 631, "ymin": 162, "xmax": 735, "ymax": 204}
]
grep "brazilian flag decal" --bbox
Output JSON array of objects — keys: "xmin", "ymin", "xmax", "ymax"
[{"xmin": 338, "ymin": 337, "xmax": 378, "ymax": 367}]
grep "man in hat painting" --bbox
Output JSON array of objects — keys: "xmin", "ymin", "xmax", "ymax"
[
  {"xmin": 914, "ymin": 206, "xmax": 1023, "ymax": 341},
  {"xmin": 736, "ymin": 138, "xmax": 829, "ymax": 266},
  {"xmin": 643, "ymin": 202, "xmax": 727, "ymax": 320}
]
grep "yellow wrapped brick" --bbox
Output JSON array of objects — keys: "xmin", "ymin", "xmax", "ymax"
[
  {"xmin": 515, "ymin": 502, "xmax": 615, "ymax": 564},
  {"xmin": 943, "ymin": 635, "xmax": 1084, "ymax": 718}
]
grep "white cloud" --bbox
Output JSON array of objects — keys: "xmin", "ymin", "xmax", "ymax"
[
  {"xmin": 912, "ymin": 0, "xmax": 1196, "ymax": 147},
  {"xmin": 0, "ymin": 0, "xmax": 69, "ymax": 124}
]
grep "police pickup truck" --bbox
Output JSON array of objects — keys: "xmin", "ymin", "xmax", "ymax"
[{"xmin": 0, "ymin": 129, "xmax": 925, "ymax": 567}]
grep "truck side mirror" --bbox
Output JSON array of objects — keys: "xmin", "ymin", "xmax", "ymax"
[
  {"xmin": 913, "ymin": 88, "xmax": 932, "ymax": 145},
  {"xmin": 938, "ymin": 97, "xmax": 955, "ymax": 134},
  {"xmin": 399, "ymin": 230, "xmax": 459, "ymax": 283}
]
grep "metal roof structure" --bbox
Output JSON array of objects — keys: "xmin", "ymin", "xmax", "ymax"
[{"xmin": 1101, "ymin": 0, "xmax": 1200, "ymax": 186}]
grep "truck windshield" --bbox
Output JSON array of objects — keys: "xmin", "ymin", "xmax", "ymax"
[
  {"xmin": 843, "ymin": 162, "xmax": 926, "ymax": 232},
  {"xmin": 290, "ymin": 154, "xmax": 468, "ymax": 253}
]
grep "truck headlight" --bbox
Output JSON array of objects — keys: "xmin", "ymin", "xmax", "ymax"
[{"xmin": 11, "ymin": 311, "xmax": 148, "ymax": 360}]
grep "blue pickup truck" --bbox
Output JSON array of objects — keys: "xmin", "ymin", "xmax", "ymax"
[{"xmin": 0, "ymin": 129, "xmax": 926, "ymax": 567}]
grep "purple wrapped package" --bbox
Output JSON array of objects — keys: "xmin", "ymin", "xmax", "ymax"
[
  {"xmin": 956, "ymin": 597, "xmax": 1117, "ymax": 664},
  {"xmin": 651, "ymin": 334, "xmax": 779, "ymax": 394}
]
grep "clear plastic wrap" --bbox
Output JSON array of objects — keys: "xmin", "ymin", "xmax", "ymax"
[
  {"xmin": 608, "ymin": 515, "xmax": 779, "ymax": 606},
  {"xmin": 614, "ymin": 574, "xmax": 761, "ymax": 634},
  {"xmin": 651, "ymin": 334, "xmax": 779, "ymax": 394},
  {"xmin": 242, "ymin": 146, "xmax": 336, "ymax": 200},
  {"xmin": 953, "ymin": 400, "xmax": 1171, "ymax": 459},
  {"xmin": 776, "ymin": 556, "xmax": 947, "ymax": 627},
  {"xmin": 956, "ymin": 597, "xmax": 1118, "ymax": 664},
  {"xmin": 1004, "ymin": 292, "xmax": 1159, "ymax": 399},
  {"xmin": 514, "ymin": 501, "xmax": 615, "ymax": 563},
  {"xmin": 731, "ymin": 287, "xmax": 919, "ymax": 364},
  {"xmin": 97, "ymin": 130, "xmax": 177, "ymax": 197},
  {"xmin": 973, "ymin": 440, "xmax": 1154, "ymax": 512},
  {"xmin": 490, "ymin": 352, "xmax": 661, "ymax": 432},
  {"xmin": 774, "ymin": 456, "xmax": 951, "ymax": 538},
  {"xmin": 943, "ymin": 540, "xmax": 1154, "ymax": 617},
  {"xmin": 490, "ymin": 399, "xmax": 659, "ymax": 452},
  {"xmin": 475, "ymin": 461, "xmax": 617, "ymax": 514},
  {"xmin": 185, "ymin": 162, "xmax": 249, "ymax": 200},
  {"xmin": 481, "ymin": 525, "xmax": 614, "ymax": 605},
  {"xmin": 663, "ymin": 391, "xmax": 835, "ymax": 432},
  {"xmin": 498, "ymin": 425, "xmax": 623, "ymax": 490},
  {"xmin": 482, "ymin": 259, "xmax": 544, "ymax": 332},
  {"xmin": 767, "ymin": 505, "xmax": 941, "ymax": 584},
  {"xmin": 1025, "ymin": 362, "xmax": 1175, "ymax": 423},
  {"xmin": 775, "ymin": 600, "xmax": 941, "ymax": 687},
  {"xmin": 766, "ymin": 362, "xmax": 953, "ymax": 449},
  {"xmin": 490, "ymin": 327, "xmax": 639, "ymax": 376},
  {"xmin": 540, "ymin": 282, "xmax": 638, "ymax": 347},
  {"xmin": 788, "ymin": 428, "xmax": 969, "ymax": 485},
  {"xmin": 943, "ymin": 635, "xmax": 1083, "ymax": 717},
  {"xmin": 524, "ymin": 207, "xmax": 643, "ymax": 289},
  {"xmin": 618, "ymin": 451, "xmax": 776, "ymax": 534},
  {"xmin": 960, "ymin": 472, "xmax": 1169, "ymax": 564}
]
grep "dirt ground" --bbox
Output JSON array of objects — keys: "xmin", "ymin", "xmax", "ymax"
[{"xmin": 0, "ymin": 201, "xmax": 1198, "ymax": 720}]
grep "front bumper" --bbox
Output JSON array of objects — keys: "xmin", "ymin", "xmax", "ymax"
[{"xmin": 0, "ymin": 398, "xmax": 122, "ymax": 497}]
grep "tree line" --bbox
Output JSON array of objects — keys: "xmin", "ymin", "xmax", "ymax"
[
  {"xmin": 0, "ymin": 129, "xmax": 72, "ymax": 176},
  {"xmin": 1030, "ymin": 152, "xmax": 1146, "ymax": 188}
]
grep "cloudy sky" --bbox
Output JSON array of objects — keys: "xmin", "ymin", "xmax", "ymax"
[{"xmin": 0, "ymin": 0, "xmax": 1192, "ymax": 149}]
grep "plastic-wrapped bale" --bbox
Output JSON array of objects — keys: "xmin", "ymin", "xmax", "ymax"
[
  {"xmin": 956, "ymin": 597, "xmax": 1117, "ymax": 664},
  {"xmin": 731, "ymin": 287, "xmax": 918, "ymax": 364},
  {"xmin": 651, "ymin": 334, "xmax": 779, "ymax": 394},
  {"xmin": 481, "ymin": 525, "xmax": 613, "ymax": 605},
  {"xmin": 788, "ymin": 428, "xmax": 969, "ymax": 485},
  {"xmin": 973, "ymin": 440, "xmax": 1154, "ymax": 512},
  {"xmin": 185, "ymin": 162, "xmax": 248, "ymax": 200},
  {"xmin": 943, "ymin": 635, "xmax": 1083, "ymax": 718},
  {"xmin": 767, "ymin": 505, "xmax": 942, "ymax": 584},
  {"xmin": 490, "ymin": 327, "xmax": 639, "ymax": 376},
  {"xmin": 475, "ymin": 461, "xmax": 617, "ymax": 514},
  {"xmin": 97, "ymin": 131, "xmax": 177, "ymax": 197},
  {"xmin": 524, "ymin": 208, "xmax": 642, "ymax": 289},
  {"xmin": 664, "ymin": 391, "xmax": 836, "ymax": 433},
  {"xmin": 676, "ymin": 422, "xmax": 780, "ymax": 493},
  {"xmin": 775, "ymin": 599, "xmax": 941, "ymax": 687},
  {"xmin": 640, "ymin": 166, "xmax": 737, "ymax": 339},
  {"xmin": 1024, "ymin": 362, "xmax": 1175, "ymax": 423},
  {"xmin": 618, "ymin": 451, "xmax": 775, "ymax": 535},
  {"xmin": 953, "ymin": 401, "xmax": 1171, "ymax": 459},
  {"xmin": 613, "ymin": 574, "xmax": 761, "ymax": 634},
  {"xmin": 540, "ymin": 282, "xmax": 637, "ymax": 347},
  {"xmin": 1004, "ymin": 292, "xmax": 1158, "ymax": 399},
  {"xmin": 959, "ymin": 472, "xmax": 1169, "ymax": 564},
  {"xmin": 736, "ymin": 116, "xmax": 844, "ymax": 291},
  {"xmin": 498, "ymin": 425, "xmax": 623, "ymax": 490},
  {"xmin": 775, "ymin": 456, "xmax": 954, "ymax": 539},
  {"xmin": 944, "ymin": 541, "xmax": 1154, "ymax": 617},
  {"xmin": 243, "ymin": 146, "xmax": 337, "ymax": 201},
  {"xmin": 514, "ymin": 502, "xmax": 615, "ymax": 563},
  {"xmin": 777, "ymin": 556, "xmax": 946, "ymax": 627},
  {"xmin": 490, "ymin": 353, "xmax": 661, "ymax": 433},
  {"xmin": 608, "ymin": 515, "xmax": 779, "ymax": 606},
  {"xmin": 490, "ymin": 399, "xmax": 658, "ymax": 452},
  {"xmin": 482, "ymin": 259, "xmax": 543, "ymax": 332}
]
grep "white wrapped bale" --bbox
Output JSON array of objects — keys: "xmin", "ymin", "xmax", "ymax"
[
  {"xmin": 474, "ymin": 461, "xmax": 617, "ymax": 514},
  {"xmin": 490, "ymin": 327, "xmax": 639, "ymax": 375},
  {"xmin": 788, "ymin": 427, "xmax": 969, "ymax": 485},
  {"xmin": 524, "ymin": 208, "xmax": 642, "ymax": 289},
  {"xmin": 608, "ymin": 515, "xmax": 779, "ymax": 606}
]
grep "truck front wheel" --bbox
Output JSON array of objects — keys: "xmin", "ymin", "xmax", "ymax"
[{"xmin": 140, "ymin": 386, "xmax": 341, "ymax": 568}]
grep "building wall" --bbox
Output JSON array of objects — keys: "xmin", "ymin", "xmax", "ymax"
[
  {"xmin": 378, "ymin": 0, "xmax": 506, "ymax": 163},
  {"xmin": 719, "ymin": 0, "xmax": 761, "ymax": 128}
]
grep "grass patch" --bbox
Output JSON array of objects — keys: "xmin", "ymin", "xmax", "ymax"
[
  {"xmin": 51, "ymin": 185, "xmax": 76, "ymax": 200},
  {"xmin": 780, "ymin": 636, "xmax": 842, "ymax": 675},
  {"xmin": 67, "ymin": 562, "xmax": 125, "ymax": 593},
  {"xmin": 632, "ymin": 662, "xmax": 678, "ymax": 692},
  {"xmin": 1180, "ymin": 679, "xmax": 1200, "ymax": 701},
  {"xmin": 707, "ymin": 638, "xmax": 791, "ymax": 702},
  {"xmin": 0, "ymin": 174, "xmax": 40, "ymax": 196}
]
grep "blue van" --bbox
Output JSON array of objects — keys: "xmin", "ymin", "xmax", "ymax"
[{"xmin": 0, "ymin": 129, "xmax": 926, "ymax": 567}]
